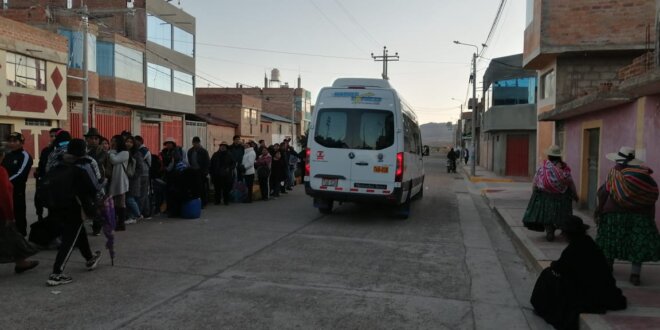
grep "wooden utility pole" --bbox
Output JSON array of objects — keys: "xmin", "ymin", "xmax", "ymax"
[{"xmin": 371, "ymin": 46, "xmax": 399, "ymax": 80}]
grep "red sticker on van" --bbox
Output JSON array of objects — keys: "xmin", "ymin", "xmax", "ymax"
[{"xmin": 316, "ymin": 151, "xmax": 325, "ymax": 161}]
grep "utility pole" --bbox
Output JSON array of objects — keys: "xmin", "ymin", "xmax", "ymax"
[
  {"xmin": 471, "ymin": 52, "xmax": 477, "ymax": 176},
  {"xmin": 82, "ymin": 5, "xmax": 89, "ymax": 135},
  {"xmin": 371, "ymin": 46, "xmax": 399, "ymax": 80}
]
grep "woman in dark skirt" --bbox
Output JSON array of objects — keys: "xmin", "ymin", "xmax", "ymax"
[
  {"xmin": 523, "ymin": 145, "xmax": 578, "ymax": 241},
  {"xmin": 595, "ymin": 146, "xmax": 660, "ymax": 286},
  {"xmin": 531, "ymin": 216, "xmax": 627, "ymax": 330},
  {"xmin": 0, "ymin": 143, "xmax": 39, "ymax": 273}
]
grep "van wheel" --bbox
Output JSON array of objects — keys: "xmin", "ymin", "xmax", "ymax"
[
  {"xmin": 319, "ymin": 200, "xmax": 334, "ymax": 214},
  {"xmin": 397, "ymin": 185, "xmax": 412, "ymax": 219}
]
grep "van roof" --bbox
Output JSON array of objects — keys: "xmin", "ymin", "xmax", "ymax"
[{"xmin": 332, "ymin": 78, "xmax": 393, "ymax": 89}]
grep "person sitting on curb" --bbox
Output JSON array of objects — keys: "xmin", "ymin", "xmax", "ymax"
[{"xmin": 531, "ymin": 216, "xmax": 627, "ymax": 330}]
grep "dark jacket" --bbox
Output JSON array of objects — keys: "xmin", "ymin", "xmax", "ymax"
[
  {"xmin": 187, "ymin": 146, "xmax": 210, "ymax": 175},
  {"xmin": 87, "ymin": 145, "xmax": 109, "ymax": 179},
  {"xmin": 210, "ymin": 150, "xmax": 235, "ymax": 178},
  {"xmin": 531, "ymin": 235, "xmax": 626, "ymax": 330},
  {"xmin": 447, "ymin": 150, "xmax": 457, "ymax": 161},
  {"xmin": 2, "ymin": 148, "xmax": 33, "ymax": 189},
  {"xmin": 47, "ymin": 155, "xmax": 98, "ymax": 219},
  {"xmin": 161, "ymin": 147, "xmax": 185, "ymax": 173},
  {"xmin": 37, "ymin": 145, "xmax": 54, "ymax": 180},
  {"xmin": 270, "ymin": 156, "xmax": 287, "ymax": 183},
  {"xmin": 228, "ymin": 144, "xmax": 244, "ymax": 166}
]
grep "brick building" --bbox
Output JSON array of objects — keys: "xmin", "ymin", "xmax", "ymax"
[
  {"xmin": 2, "ymin": 0, "xmax": 196, "ymax": 153},
  {"xmin": 195, "ymin": 89, "xmax": 262, "ymax": 141},
  {"xmin": 524, "ymin": 0, "xmax": 659, "ymax": 215},
  {"xmin": 0, "ymin": 16, "xmax": 68, "ymax": 160}
]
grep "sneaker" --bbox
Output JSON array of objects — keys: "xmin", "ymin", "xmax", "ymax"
[
  {"xmin": 47, "ymin": 273, "xmax": 73, "ymax": 286},
  {"xmin": 86, "ymin": 251, "xmax": 102, "ymax": 271},
  {"xmin": 125, "ymin": 218, "xmax": 137, "ymax": 225}
]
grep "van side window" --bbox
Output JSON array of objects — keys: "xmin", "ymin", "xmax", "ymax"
[
  {"xmin": 403, "ymin": 115, "xmax": 414, "ymax": 153},
  {"xmin": 315, "ymin": 108, "xmax": 394, "ymax": 150}
]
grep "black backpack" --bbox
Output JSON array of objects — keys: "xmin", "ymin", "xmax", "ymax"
[
  {"xmin": 150, "ymin": 154, "xmax": 163, "ymax": 179},
  {"xmin": 40, "ymin": 163, "xmax": 77, "ymax": 209}
]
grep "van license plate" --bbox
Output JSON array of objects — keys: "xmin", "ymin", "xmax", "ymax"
[
  {"xmin": 322, "ymin": 178, "xmax": 338, "ymax": 187},
  {"xmin": 373, "ymin": 166, "xmax": 389, "ymax": 173}
]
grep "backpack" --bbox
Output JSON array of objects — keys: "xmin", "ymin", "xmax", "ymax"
[
  {"xmin": 124, "ymin": 157, "xmax": 137, "ymax": 179},
  {"xmin": 40, "ymin": 163, "xmax": 77, "ymax": 209}
]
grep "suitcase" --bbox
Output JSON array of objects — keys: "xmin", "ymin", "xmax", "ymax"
[{"xmin": 28, "ymin": 217, "xmax": 61, "ymax": 247}]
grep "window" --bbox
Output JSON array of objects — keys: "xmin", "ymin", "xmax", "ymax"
[
  {"xmin": 147, "ymin": 14, "xmax": 172, "ymax": 49},
  {"xmin": 173, "ymin": 70, "xmax": 193, "ymax": 95},
  {"xmin": 115, "ymin": 45, "xmax": 143, "ymax": 83},
  {"xmin": 97, "ymin": 41, "xmax": 114, "ymax": 77},
  {"xmin": 25, "ymin": 119, "xmax": 52, "ymax": 126},
  {"xmin": 147, "ymin": 63, "xmax": 171, "ymax": 91},
  {"xmin": 541, "ymin": 70, "xmax": 555, "ymax": 100},
  {"xmin": 173, "ymin": 26, "xmax": 194, "ymax": 57},
  {"xmin": 58, "ymin": 29, "xmax": 97, "ymax": 72},
  {"xmin": 6, "ymin": 52, "xmax": 47, "ymax": 91},
  {"xmin": 314, "ymin": 109, "xmax": 394, "ymax": 150},
  {"xmin": 489, "ymin": 77, "xmax": 537, "ymax": 107}
]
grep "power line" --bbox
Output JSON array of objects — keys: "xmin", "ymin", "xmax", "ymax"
[
  {"xmin": 478, "ymin": 0, "xmax": 507, "ymax": 60},
  {"xmin": 332, "ymin": 0, "xmax": 381, "ymax": 48},
  {"xmin": 309, "ymin": 0, "xmax": 366, "ymax": 54}
]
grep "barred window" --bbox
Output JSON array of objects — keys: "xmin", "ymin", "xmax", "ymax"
[{"xmin": 25, "ymin": 119, "xmax": 52, "ymax": 126}]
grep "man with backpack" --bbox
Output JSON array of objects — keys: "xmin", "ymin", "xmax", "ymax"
[
  {"xmin": 43, "ymin": 139, "xmax": 102, "ymax": 286},
  {"xmin": 1, "ymin": 133, "xmax": 33, "ymax": 236}
]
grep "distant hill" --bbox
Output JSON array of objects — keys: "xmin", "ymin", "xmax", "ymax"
[{"xmin": 420, "ymin": 122, "xmax": 454, "ymax": 147}]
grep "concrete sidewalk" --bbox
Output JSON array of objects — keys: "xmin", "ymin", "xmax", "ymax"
[{"xmin": 462, "ymin": 164, "xmax": 660, "ymax": 329}]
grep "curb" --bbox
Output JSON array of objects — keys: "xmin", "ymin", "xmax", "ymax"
[
  {"xmin": 460, "ymin": 165, "xmax": 515, "ymax": 184},
  {"xmin": 477, "ymin": 185, "xmax": 605, "ymax": 330}
]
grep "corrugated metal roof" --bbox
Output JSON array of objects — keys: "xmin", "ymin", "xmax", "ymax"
[{"xmin": 261, "ymin": 112, "xmax": 291, "ymax": 123}]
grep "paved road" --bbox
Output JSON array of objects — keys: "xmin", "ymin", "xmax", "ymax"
[{"xmin": 0, "ymin": 155, "xmax": 550, "ymax": 329}]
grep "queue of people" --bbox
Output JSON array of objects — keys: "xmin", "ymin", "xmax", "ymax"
[{"xmin": 0, "ymin": 129, "xmax": 303, "ymax": 286}]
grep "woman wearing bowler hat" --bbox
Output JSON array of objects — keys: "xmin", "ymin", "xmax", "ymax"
[
  {"xmin": 595, "ymin": 146, "xmax": 660, "ymax": 286},
  {"xmin": 523, "ymin": 145, "xmax": 578, "ymax": 241}
]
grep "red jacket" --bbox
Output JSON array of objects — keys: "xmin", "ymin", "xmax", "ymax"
[{"xmin": 0, "ymin": 166, "xmax": 14, "ymax": 223}]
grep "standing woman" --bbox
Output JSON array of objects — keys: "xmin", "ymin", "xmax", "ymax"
[
  {"xmin": 124, "ymin": 136, "xmax": 144, "ymax": 224},
  {"xmin": 0, "ymin": 142, "xmax": 39, "ymax": 273},
  {"xmin": 108, "ymin": 135, "xmax": 130, "ymax": 231},
  {"xmin": 523, "ymin": 145, "xmax": 578, "ymax": 241},
  {"xmin": 595, "ymin": 147, "xmax": 660, "ymax": 286}
]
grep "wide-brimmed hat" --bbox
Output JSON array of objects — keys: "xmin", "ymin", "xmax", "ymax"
[
  {"xmin": 163, "ymin": 137, "xmax": 176, "ymax": 146},
  {"xmin": 606, "ymin": 146, "xmax": 643, "ymax": 166},
  {"xmin": 546, "ymin": 145, "xmax": 562, "ymax": 157},
  {"xmin": 562, "ymin": 216, "xmax": 590, "ymax": 234},
  {"xmin": 84, "ymin": 127, "xmax": 102, "ymax": 138}
]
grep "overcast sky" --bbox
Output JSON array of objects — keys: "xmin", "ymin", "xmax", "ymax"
[{"xmin": 180, "ymin": 0, "xmax": 526, "ymax": 124}]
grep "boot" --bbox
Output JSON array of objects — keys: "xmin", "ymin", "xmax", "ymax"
[{"xmin": 115, "ymin": 208, "xmax": 126, "ymax": 231}]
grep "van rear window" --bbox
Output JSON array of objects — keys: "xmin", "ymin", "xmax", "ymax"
[{"xmin": 314, "ymin": 109, "xmax": 394, "ymax": 150}]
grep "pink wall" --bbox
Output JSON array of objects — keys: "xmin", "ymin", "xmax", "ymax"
[{"xmin": 563, "ymin": 95, "xmax": 660, "ymax": 226}]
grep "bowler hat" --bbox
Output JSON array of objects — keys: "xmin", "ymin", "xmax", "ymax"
[
  {"xmin": 546, "ymin": 145, "xmax": 562, "ymax": 158},
  {"xmin": 562, "ymin": 216, "xmax": 590, "ymax": 234},
  {"xmin": 163, "ymin": 137, "xmax": 176, "ymax": 146}
]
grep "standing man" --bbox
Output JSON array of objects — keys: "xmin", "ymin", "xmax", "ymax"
[
  {"xmin": 134, "ymin": 136, "xmax": 152, "ymax": 217},
  {"xmin": 2, "ymin": 133, "xmax": 33, "ymax": 236},
  {"xmin": 187, "ymin": 136, "xmax": 210, "ymax": 207},
  {"xmin": 210, "ymin": 142, "xmax": 235, "ymax": 205},
  {"xmin": 256, "ymin": 140, "xmax": 267, "ymax": 157},
  {"xmin": 464, "ymin": 148, "xmax": 470, "ymax": 165},
  {"xmin": 85, "ymin": 127, "xmax": 108, "ymax": 235},
  {"xmin": 35, "ymin": 128, "xmax": 61, "ymax": 222},
  {"xmin": 228, "ymin": 135, "xmax": 244, "ymax": 179}
]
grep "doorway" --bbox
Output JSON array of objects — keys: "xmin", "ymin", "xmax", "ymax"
[
  {"xmin": 584, "ymin": 128, "xmax": 600, "ymax": 210},
  {"xmin": 0, "ymin": 124, "xmax": 11, "ymax": 142},
  {"xmin": 505, "ymin": 134, "xmax": 530, "ymax": 177}
]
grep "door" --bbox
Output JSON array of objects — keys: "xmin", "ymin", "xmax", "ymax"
[
  {"xmin": 505, "ymin": 134, "xmax": 530, "ymax": 177},
  {"xmin": 309, "ymin": 109, "xmax": 353, "ymax": 193},
  {"xmin": 586, "ymin": 128, "xmax": 600, "ymax": 210},
  {"xmin": 349, "ymin": 110, "xmax": 396, "ymax": 192},
  {"xmin": 140, "ymin": 122, "xmax": 161, "ymax": 153}
]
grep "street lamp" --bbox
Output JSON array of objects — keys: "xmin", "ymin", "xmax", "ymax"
[{"xmin": 453, "ymin": 40, "xmax": 486, "ymax": 177}]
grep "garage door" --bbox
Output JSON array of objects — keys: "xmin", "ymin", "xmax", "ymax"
[{"xmin": 505, "ymin": 135, "xmax": 529, "ymax": 177}]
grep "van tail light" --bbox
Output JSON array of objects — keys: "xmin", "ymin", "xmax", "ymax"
[
  {"xmin": 305, "ymin": 148, "xmax": 311, "ymax": 177},
  {"xmin": 395, "ymin": 152, "xmax": 404, "ymax": 182}
]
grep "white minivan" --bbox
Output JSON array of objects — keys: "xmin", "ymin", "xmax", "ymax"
[{"xmin": 304, "ymin": 78, "xmax": 425, "ymax": 218}]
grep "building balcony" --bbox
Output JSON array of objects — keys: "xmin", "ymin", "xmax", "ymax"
[{"xmin": 483, "ymin": 104, "xmax": 536, "ymax": 132}]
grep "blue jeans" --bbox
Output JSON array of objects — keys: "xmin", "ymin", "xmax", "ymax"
[{"xmin": 126, "ymin": 196, "xmax": 141, "ymax": 219}]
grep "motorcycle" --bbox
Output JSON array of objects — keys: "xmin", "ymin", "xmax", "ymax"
[{"xmin": 447, "ymin": 159, "xmax": 457, "ymax": 173}]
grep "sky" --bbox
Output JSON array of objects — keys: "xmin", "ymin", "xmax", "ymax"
[{"xmin": 179, "ymin": 0, "xmax": 526, "ymax": 125}]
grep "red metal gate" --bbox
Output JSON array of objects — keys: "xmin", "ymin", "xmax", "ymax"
[
  {"xmin": 95, "ymin": 108, "xmax": 131, "ymax": 139},
  {"xmin": 140, "ymin": 122, "xmax": 161, "ymax": 154},
  {"xmin": 162, "ymin": 115, "xmax": 184, "ymax": 146},
  {"xmin": 505, "ymin": 135, "xmax": 529, "ymax": 177}
]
